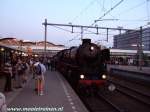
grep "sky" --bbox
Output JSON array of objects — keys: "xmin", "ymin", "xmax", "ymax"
[{"xmin": 0, "ymin": 0, "xmax": 150, "ymax": 47}]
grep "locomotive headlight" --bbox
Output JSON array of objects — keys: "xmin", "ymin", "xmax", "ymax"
[
  {"xmin": 90, "ymin": 46, "xmax": 94, "ymax": 51},
  {"xmin": 80, "ymin": 74, "xmax": 85, "ymax": 79},
  {"xmin": 102, "ymin": 74, "xmax": 107, "ymax": 79}
]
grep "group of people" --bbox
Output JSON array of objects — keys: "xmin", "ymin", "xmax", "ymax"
[
  {"xmin": 0, "ymin": 56, "xmax": 49, "ymax": 112},
  {"xmin": 1, "ymin": 56, "xmax": 47, "ymax": 96},
  {"xmin": 2, "ymin": 57, "xmax": 30, "ymax": 92},
  {"xmin": 42, "ymin": 57, "xmax": 56, "ymax": 71}
]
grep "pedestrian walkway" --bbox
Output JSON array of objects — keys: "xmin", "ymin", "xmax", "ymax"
[
  {"xmin": 7, "ymin": 71, "xmax": 89, "ymax": 112},
  {"xmin": 107, "ymin": 65, "xmax": 150, "ymax": 75}
]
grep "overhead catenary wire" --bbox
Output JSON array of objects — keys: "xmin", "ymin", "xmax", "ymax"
[
  {"xmin": 67, "ymin": 1, "xmax": 150, "ymax": 46},
  {"xmin": 102, "ymin": 0, "xmax": 105, "ymax": 11},
  {"xmin": 50, "ymin": 25, "xmax": 82, "ymax": 45},
  {"xmin": 96, "ymin": 0, "xmax": 150, "ymax": 34},
  {"xmin": 95, "ymin": 0, "xmax": 118, "ymax": 23},
  {"xmin": 65, "ymin": 0, "xmax": 124, "ymax": 45},
  {"xmin": 85, "ymin": 29, "xmax": 117, "ymax": 36},
  {"xmin": 68, "ymin": 0, "xmax": 124, "ymax": 44},
  {"xmin": 95, "ymin": 0, "xmax": 148, "ymax": 29},
  {"xmin": 112, "ymin": 15, "xmax": 150, "ymax": 31},
  {"xmin": 67, "ymin": 27, "xmax": 120, "ymax": 45},
  {"xmin": 70, "ymin": 0, "xmax": 97, "ymax": 24},
  {"xmin": 94, "ymin": 0, "xmax": 149, "ymax": 35},
  {"xmin": 46, "ymin": 1, "xmax": 149, "ymax": 46},
  {"xmin": 51, "ymin": 25, "xmax": 72, "ymax": 33},
  {"xmin": 97, "ymin": 19, "xmax": 149, "ymax": 22},
  {"xmin": 95, "ymin": 0, "xmax": 124, "ymax": 23},
  {"xmin": 115, "ymin": 1, "xmax": 147, "ymax": 18}
]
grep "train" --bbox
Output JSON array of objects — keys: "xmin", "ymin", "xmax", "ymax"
[{"xmin": 53, "ymin": 39, "xmax": 110, "ymax": 94}]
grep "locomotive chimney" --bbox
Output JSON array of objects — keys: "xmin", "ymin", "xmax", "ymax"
[{"xmin": 82, "ymin": 39, "xmax": 91, "ymax": 44}]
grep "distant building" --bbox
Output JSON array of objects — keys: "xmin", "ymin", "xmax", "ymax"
[
  {"xmin": 113, "ymin": 27, "xmax": 150, "ymax": 51},
  {"xmin": 142, "ymin": 27, "xmax": 150, "ymax": 51}
]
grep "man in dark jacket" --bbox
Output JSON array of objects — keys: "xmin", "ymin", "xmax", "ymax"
[{"xmin": 3, "ymin": 61, "xmax": 12, "ymax": 92}]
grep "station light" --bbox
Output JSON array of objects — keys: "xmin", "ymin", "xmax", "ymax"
[
  {"xmin": 22, "ymin": 53, "xmax": 28, "ymax": 56},
  {"xmin": 0, "ymin": 48, "xmax": 4, "ymax": 52},
  {"xmin": 34, "ymin": 54, "xmax": 38, "ymax": 57}
]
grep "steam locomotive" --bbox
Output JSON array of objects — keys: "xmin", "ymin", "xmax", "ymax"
[{"xmin": 53, "ymin": 39, "xmax": 110, "ymax": 93}]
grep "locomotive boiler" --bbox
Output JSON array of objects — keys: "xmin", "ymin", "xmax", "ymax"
[{"xmin": 54, "ymin": 39, "xmax": 110, "ymax": 93}]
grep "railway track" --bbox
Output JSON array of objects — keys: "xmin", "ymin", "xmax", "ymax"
[
  {"xmin": 76, "ymin": 75, "xmax": 150, "ymax": 112},
  {"xmin": 108, "ymin": 72, "xmax": 150, "ymax": 97},
  {"xmin": 97, "ymin": 74, "xmax": 150, "ymax": 112},
  {"xmin": 79, "ymin": 93, "xmax": 123, "ymax": 112},
  {"xmin": 109, "ymin": 69, "xmax": 150, "ymax": 87},
  {"xmin": 108, "ymin": 78, "xmax": 150, "ymax": 106},
  {"xmin": 98, "ymin": 88, "xmax": 150, "ymax": 112},
  {"xmin": 79, "ymin": 76, "xmax": 150, "ymax": 112}
]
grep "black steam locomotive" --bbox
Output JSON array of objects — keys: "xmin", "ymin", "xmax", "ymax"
[{"xmin": 54, "ymin": 39, "xmax": 110, "ymax": 92}]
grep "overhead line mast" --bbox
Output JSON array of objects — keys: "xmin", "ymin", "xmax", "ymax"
[{"xmin": 43, "ymin": 19, "xmax": 48, "ymax": 57}]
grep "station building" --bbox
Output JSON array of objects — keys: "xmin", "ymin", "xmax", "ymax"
[{"xmin": 0, "ymin": 37, "xmax": 66, "ymax": 57}]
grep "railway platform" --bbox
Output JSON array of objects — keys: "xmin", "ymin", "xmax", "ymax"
[
  {"xmin": 4, "ymin": 71, "xmax": 88, "ymax": 112},
  {"xmin": 107, "ymin": 65, "xmax": 150, "ymax": 75}
]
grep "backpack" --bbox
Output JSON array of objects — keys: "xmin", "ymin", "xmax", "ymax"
[{"xmin": 35, "ymin": 64, "xmax": 41, "ymax": 75}]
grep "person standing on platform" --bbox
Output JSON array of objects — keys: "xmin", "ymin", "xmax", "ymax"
[
  {"xmin": 21, "ymin": 59, "xmax": 28, "ymax": 84},
  {"xmin": 3, "ymin": 60, "xmax": 12, "ymax": 92},
  {"xmin": 15, "ymin": 58, "xmax": 24, "ymax": 88},
  {"xmin": 34, "ymin": 60, "xmax": 46, "ymax": 96},
  {"xmin": 29, "ymin": 58, "xmax": 35, "ymax": 78},
  {"xmin": 47, "ymin": 58, "xmax": 51, "ymax": 70}
]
